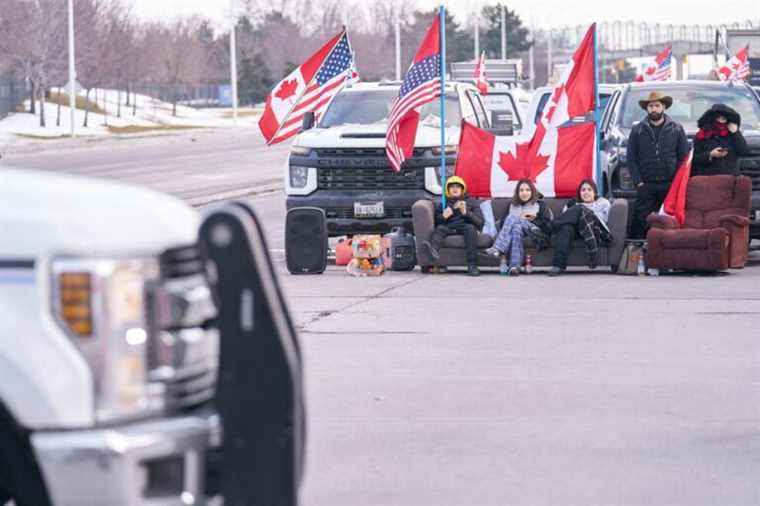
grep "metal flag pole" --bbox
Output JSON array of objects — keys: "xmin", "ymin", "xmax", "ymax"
[
  {"xmin": 439, "ymin": 4, "xmax": 447, "ymax": 208},
  {"xmin": 395, "ymin": 6, "xmax": 401, "ymax": 81},
  {"xmin": 593, "ymin": 23, "xmax": 603, "ymax": 188},
  {"xmin": 230, "ymin": 0, "xmax": 239, "ymax": 125},
  {"xmin": 67, "ymin": 0, "xmax": 76, "ymax": 138}
]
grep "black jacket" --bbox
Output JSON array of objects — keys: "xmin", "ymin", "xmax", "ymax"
[
  {"xmin": 434, "ymin": 197, "xmax": 484, "ymax": 230},
  {"xmin": 692, "ymin": 131, "xmax": 750, "ymax": 176},
  {"xmin": 626, "ymin": 114, "xmax": 690, "ymax": 185},
  {"xmin": 501, "ymin": 200, "xmax": 553, "ymax": 237},
  {"xmin": 692, "ymin": 104, "xmax": 750, "ymax": 177}
]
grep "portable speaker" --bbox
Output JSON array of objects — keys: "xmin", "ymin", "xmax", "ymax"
[{"xmin": 285, "ymin": 207, "xmax": 328, "ymax": 274}]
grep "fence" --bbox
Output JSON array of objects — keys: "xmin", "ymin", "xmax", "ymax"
[
  {"xmin": 130, "ymin": 83, "xmax": 226, "ymax": 108},
  {"xmin": 0, "ymin": 75, "xmax": 27, "ymax": 119}
]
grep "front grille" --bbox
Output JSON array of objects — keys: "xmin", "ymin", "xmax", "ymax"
[
  {"xmin": 318, "ymin": 167, "xmax": 425, "ymax": 190},
  {"xmin": 740, "ymin": 156, "xmax": 760, "ymax": 189},
  {"xmin": 324, "ymin": 207, "xmax": 413, "ymax": 219},
  {"xmin": 316, "ymin": 147, "xmax": 426, "ymax": 157},
  {"xmin": 160, "ymin": 245, "xmax": 204, "ymax": 279},
  {"xmin": 150, "ymin": 245, "xmax": 218, "ymax": 413}
]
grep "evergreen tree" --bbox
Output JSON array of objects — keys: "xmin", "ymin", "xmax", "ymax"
[
  {"xmin": 480, "ymin": 3, "xmax": 531, "ymax": 59},
  {"xmin": 238, "ymin": 53, "xmax": 273, "ymax": 105}
]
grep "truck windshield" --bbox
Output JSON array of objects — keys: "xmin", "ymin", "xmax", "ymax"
[
  {"xmin": 319, "ymin": 90, "xmax": 462, "ymax": 128},
  {"xmin": 620, "ymin": 87, "xmax": 760, "ymax": 131}
]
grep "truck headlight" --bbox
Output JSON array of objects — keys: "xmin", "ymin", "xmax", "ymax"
[
  {"xmin": 52, "ymin": 257, "xmax": 162, "ymax": 423},
  {"xmin": 431, "ymin": 145, "xmax": 458, "ymax": 155},
  {"xmin": 289, "ymin": 165, "xmax": 309, "ymax": 188},
  {"xmin": 424, "ymin": 166, "xmax": 454, "ymax": 194},
  {"xmin": 285, "ymin": 165, "xmax": 318, "ymax": 196}
]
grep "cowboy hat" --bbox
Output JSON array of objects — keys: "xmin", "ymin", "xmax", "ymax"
[{"xmin": 638, "ymin": 91, "xmax": 673, "ymax": 110}]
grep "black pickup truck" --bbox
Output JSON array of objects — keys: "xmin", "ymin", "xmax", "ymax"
[{"xmin": 600, "ymin": 81, "xmax": 760, "ymax": 239}]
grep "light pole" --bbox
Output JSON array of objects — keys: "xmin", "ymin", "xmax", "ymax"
[
  {"xmin": 500, "ymin": 5, "xmax": 506, "ymax": 59},
  {"xmin": 67, "ymin": 0, "xmax": 76, "ymax": 138},
  {"xmin": 230, "ymin": 0, "xmax": 239, "ymax": 125},
  {"xmin": 395, "ymin": 6, "xmax": 401, "ymax": 81},
  {"xmin": 473, "ymin": 5, "xmax": 479, "ymax": 59}
]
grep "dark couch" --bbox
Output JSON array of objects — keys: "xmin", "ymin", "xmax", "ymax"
[
  {"xmin": 646, "ymin": 175, "xmax": 751, "ymax": 271},
  {"xmin": 412, "ymin": 197, "xmax": 629, "ymax": 270}
]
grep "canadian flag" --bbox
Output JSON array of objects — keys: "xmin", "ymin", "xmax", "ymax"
[
  {"xmin": 661, "ymin": 150, "xmax": 693, "ymax": 226},
  {"xmin": 456, "ymin": 24, "xmax": 597, "ymax": 198},
  {"xmin": 718, "ymin": 45, "xmax": 750, "ymax": 82},
  {"xmin": 258, "ymin": 31, "xmax": 344, "ymax": 144},
  {"xmin": 474, "ymin": 51, "xmax": 488, "ymax": 95}
]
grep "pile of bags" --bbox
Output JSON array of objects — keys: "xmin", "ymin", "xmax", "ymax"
[{"xmin": 345, "ymin": 235, "xmax": 385, "ymax": 277}]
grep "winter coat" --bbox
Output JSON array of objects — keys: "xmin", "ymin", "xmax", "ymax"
[
  {"xmin": 692, "ymin": 104, "xmax": 750, "ymax": 177},
  {"xmin": 626, "ymin": 114, "xmax": 690, "ymax": 185},
  {"xmin": 434, "ymin": 197, "xmax": 485, "ymax": 230},
  {"xmin": 501, "ymin": 200, "xmax": 553, "ymax": 237}
]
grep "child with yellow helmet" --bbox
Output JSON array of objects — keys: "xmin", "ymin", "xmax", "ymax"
[{"xmin": 419, "ymin": 176, "xmax": 485, "ymax": 276}]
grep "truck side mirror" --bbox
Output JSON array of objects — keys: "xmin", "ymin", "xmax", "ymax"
[
  {"xmin": 488, "ymin": 110, "xmax": 514, "ymax": 136},
  {"xmin": 302, "ymin": 111, "xmax": 316, "ymax": 131}
]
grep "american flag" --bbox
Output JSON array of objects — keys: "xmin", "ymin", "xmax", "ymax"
[
  {"xmin": 386, "ymin": 16, "xmax": 441, "ymax": 172},
  {"xmin": 270, "ymin": 33, "xmax": 357, "ymax": 145},
  {"xmin": 719, "ymin": 45, "xmax": 750, "ymax": 82},
  {"xmin": 637, "ymin": 46, "xmax": 672, "ymax": 82}
]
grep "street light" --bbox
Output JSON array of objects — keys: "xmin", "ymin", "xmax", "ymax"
[
  {"xmin": 67, "ymin": 0, "xmax": 76, "ymax": 138},
  {"xmin": 230, "ymin": 0, "xmax": 239, "ymax": 125}
]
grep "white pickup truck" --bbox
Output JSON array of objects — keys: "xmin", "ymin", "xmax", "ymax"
[
  {"xmin": 0, "ymin": 168, "xmax": 220, "ymax": 505},
  {"xmin": 284, "ymin": 81, "xmax": 518, "ymax": 237}
]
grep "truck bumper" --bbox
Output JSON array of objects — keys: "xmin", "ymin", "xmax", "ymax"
[
  {"xmin": 31, "ymin": 408, "xmax": 220, "ymax": 506},
  {"xmin": 287, "ymin": 190, "xmax": 434, "ymax": 236}
]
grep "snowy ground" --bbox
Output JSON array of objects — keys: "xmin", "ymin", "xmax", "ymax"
[{"xmin": 0, "ymin": 88, "xmax": 262, "ymax": 150}]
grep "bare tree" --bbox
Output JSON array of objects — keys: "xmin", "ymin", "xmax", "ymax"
[{"xmin": 160, "ymin": 17, "xmax": 211, "ymax": 116}]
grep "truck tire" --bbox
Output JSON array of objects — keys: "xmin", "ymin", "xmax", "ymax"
[{"xmin": 0, "ymin": 404, "xmax": 52, "ymax": 506}]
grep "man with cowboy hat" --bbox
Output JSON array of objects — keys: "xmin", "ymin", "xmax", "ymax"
[{"xmin": 626, "ymin": 90, "xmax": 690, "ymax": 239}]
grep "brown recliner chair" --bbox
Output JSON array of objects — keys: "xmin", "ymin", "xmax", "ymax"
[{"xmin": 646, "ymin": 175, "xmax": 751, "ymax": 271}]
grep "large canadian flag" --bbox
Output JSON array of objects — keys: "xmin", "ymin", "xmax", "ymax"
[
  {"xmin": 258, "ymin": 31, "xmax": 344, "ymax": 144},
  {"xmin": 456, "ymin": 24, "xmax": 597, "ymax": 198}
]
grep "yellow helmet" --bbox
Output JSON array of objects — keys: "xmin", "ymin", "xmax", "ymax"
[{"xmin": 444, "ymin": 176, "xmax": 467, "ymax": 198}]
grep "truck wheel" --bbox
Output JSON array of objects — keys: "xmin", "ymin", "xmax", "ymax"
[{"xmin": 0, "ymin": 405, "xmax": 52, "ymax": 506}]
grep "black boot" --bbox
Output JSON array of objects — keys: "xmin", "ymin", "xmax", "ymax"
[
  {"xmin": 548, "ymin": 266, "xmax": 564, "ymax": 277},
  {"xmin": 421, "ymin": 241, "xmax": 440, "ymax": 264},
  {"xmin": 467, "ymin": 264, "xmax": 481, "ymax": 277}
]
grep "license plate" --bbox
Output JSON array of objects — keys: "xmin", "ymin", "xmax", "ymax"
[{"xmin": 354, "ymin": 201, "xmax": 384, "ymax": 218}]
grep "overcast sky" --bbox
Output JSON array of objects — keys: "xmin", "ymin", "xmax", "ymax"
[{"xmin": 130, "ymin": 0, "xmax": 760, "ymax": 29}]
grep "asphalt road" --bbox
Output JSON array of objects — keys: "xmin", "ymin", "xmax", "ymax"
[{"xmin": 5, "ymin": 130, "xmax": 760, "ymax": 505}]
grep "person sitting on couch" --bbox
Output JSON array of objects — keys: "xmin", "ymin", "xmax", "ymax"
[
  {"xmin": 482, "ymin": 178, "xmax": 553, "ymax": 276},
  {"xmin": 420, "ymin": 175, "xmax": 484, "ymax": 277},
  {"xmin": 548, "ymin": 179, "xmax": 612, "ymax": 277}
]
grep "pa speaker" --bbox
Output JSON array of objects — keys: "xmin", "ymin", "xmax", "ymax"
[{"xmin": 285, "ymin": 207, "xmax": 327, "ymax": 274}]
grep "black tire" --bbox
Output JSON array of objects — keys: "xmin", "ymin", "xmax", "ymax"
[{"xmin": 0, "ymin": 403, "xmax": 52, "ymax": 506}]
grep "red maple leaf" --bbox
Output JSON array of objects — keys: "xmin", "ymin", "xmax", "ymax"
[
  {"xmin": 498, "ymin": 141, "xmax": 552, "ymax": 182},
  {"xmin": 498, "ymin": 142, "xmax": 531, "ymax": 181},
  {"xmin": 275, "ymin": 79, "xmax": 299, "ymax": 101}
]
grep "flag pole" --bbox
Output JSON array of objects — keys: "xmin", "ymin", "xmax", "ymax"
[
  {"xmin": 439, "ymin": 4, "xmax": 447, "ymax": 208},
  {"xmin": 592, "ymin": 23, "xmax": 602, "ymax": 191}
]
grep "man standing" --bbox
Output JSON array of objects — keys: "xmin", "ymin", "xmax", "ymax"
[{"xmin": 626, "ymin": 91, "xmax": 690, "ymax": 239}]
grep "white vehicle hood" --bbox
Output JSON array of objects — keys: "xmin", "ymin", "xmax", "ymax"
[
  {"xmin": 294, "ymin": 122, "xmax": 460, "ymax": 149},
  {"xmin": 0, "ymin": 168, "xmax": 199, "ymax": 258}
]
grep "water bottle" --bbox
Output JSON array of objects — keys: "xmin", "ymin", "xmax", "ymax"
[
  {"xmin": 499, "ymin": 257, "xmax": 509, "ymax": 276},
  {"xmin": 637, "ymin": 254, "xmax": 646, "ymax": 276},
  {"xmin": 524, "ymin": 254, "xmax": 533, "ymax": 274}
]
